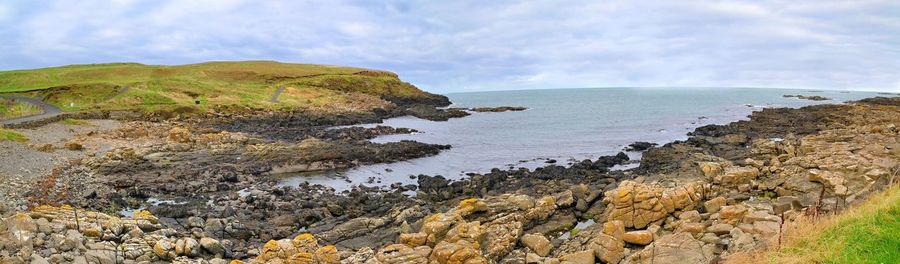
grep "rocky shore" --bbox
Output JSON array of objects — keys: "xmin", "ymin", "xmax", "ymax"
[{"xmin": 1, "ymin": 96, "xmax": 898, "ymax": 263}]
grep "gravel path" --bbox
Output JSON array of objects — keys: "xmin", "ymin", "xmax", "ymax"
[{"xmin": 0, "ymin": 95, "xmax": 63, "ymax": 126}]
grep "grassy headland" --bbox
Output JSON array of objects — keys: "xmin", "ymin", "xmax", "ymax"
[{"xmin": 0, "ymin": 61, "xmax": 447, "ymax": 114}]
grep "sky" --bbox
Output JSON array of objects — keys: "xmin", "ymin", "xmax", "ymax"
[{"xmin": 1, "ymin": 1, "xmax": 899, "ymax": 93}]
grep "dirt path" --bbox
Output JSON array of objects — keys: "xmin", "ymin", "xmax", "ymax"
[
  {"xmin": 0, "ymin": 95, "xmax": 63, "ymax": 126},
  {"xmin": 270, "ymin": 86, "xmax": 285, "ymax": 103}
]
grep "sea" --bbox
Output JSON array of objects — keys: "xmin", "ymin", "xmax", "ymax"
[{"xmin": 278, "ymin": 87, "xmax": 890, "ymax": 192}]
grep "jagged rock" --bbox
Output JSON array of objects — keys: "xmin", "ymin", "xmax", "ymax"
[
  {"xmin": 429, "ymin": 239, "xmax": 487, "ymax": 264},
  {"xmin": 591, "ymin": 220, "xmax": 625, "ymax": 264},
  {"xmin": 718, "ymin": 205, "xmax": 748, "ymax": 225},
  {"xmin": 808, "ymin": 169, "xmax": 849, "ymax": 196},
  {"xmin": 626, "ymin": 233, "xmax": 713, "ymax": 264},
  {"xmin": 559, "ymin": 250, "xmax": 594, "ymax": 264},
  {"xmin": 399, "ymin": 233, "xmax": 428, "ymax": 247},
  {"xmin": 373, "ymin": 244, "xmax": 430, "ymax": 263},
  {"xmin": 482, "ymin": 214, "xmax": 523, "ymax": 260},
  {"xmin": 168, "ymin": 127, "xmax": 193, "ymax": 143},
  {"xmin": 153, "ymin": 238, "xmax": 176, "ymax": 260},
  {"xmin": 703, "ymin": 197, "xmax": 726, "ymax": 214},
  {"xmin": 719, "ymin": 166, "xmax": 759, "ymax": 185},
  {"xmin": 622, "ymin": 231, "xmax": 653, "ymax": 245},
  {"xmin": 520, "ymin": 233, "xmax": 551, "ymax": 257},
  {"xmin": 603, "ymin": 181, "xmax": 704, "ymax": 228},
  {"xmin": 314, "ymin": 245, "xmax": 340, "ymax": 264}
]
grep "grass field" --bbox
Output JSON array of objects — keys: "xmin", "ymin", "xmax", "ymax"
[
  {"xmin": 0, "ymin": 61, "xmax": 438, "ymax": 113},
  {"xmin": 0, "ymin": 98, "xmax": 42, "ymax": 119},
  {"xmin": 757, "ymin": 184, "xmax": 900, "ymax": 264}
]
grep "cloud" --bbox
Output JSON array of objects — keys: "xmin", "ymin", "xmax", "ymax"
[{"xmin": 1, "ymin": 0, "xmax": 899, "ymax": 92}]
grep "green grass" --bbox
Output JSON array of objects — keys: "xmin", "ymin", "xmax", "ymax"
[
  {"xmin": 0, "ymin": 61, "xmax": 438, "ymax": 113},
  {"xmin": 763, "ymin": 185, "xmax": 900, "ymax": 264},
  {"xmin": 0, "ymin": 98, "xmax": 42, "ymax": 119},
  {"xmin": 60, "ymin": 118, "xmax": 91, "ymax": 126},
  {"xmin": 0, "ymin": 129, "xmax": 28, "ymax": 142}
]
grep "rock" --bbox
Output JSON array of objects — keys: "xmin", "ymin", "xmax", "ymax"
[
  {"xmin": 168, "ymin": 127, "xmax": 193, "ymax": 143},
  {"xmin": 773, "ymin": 196, "xmax": 802, "ymax": 215},
  {"xmin": 626, "ymin": 142, "xmax": 657, "ymax": 151},
  {"xmin": 153, "ymin": 239, "xmax": 176, "ymax": 260},
  {"xmin": 676, "ymin": 223, "xmax": 706, "ymax": 235},
  {"xmin": 399, "ymin": 232, "xmax": 428, "ymax": 247},
  {"xmin": 622, "ymin": 231, "xmax": 653, "ymax": 245},
  {"xmin": 64, "ymin": 141, "xmax": 84, "ymax": 151},
  {"xmin": 555, "ymin": 191, "xmax": 574, "ymax": 208},
  {"xmin": 602, "ymin": 181, "xmax": 704, "ymax": 228},
  {"xmin": 257, "ymin": 239, "xmax": 297, "ymax": 261},
  {"xmin": 699, "ymin": 162, "xmax": 725, "ymax": 178},
  {"xmin": 626, "ymin": 233, "xmax": 713, "ymax": 264},
  {"xmin": 706, "ymin": 223, "xmax": 733, "ymax": 235},
  {"xmin": 430, "ymin": 240, "xmax": 487, "ymax": 264},
  {"xmin": 482, "ymin": 214, "xmax": 523, "ymax": 261},
  {"xmin": 292, "ymin": 233, "xmax": 318, "ymax": 254},
  {"xmin": 374, "ymin": 244, "xmax": 430, "ymax": 263},
  {"xmin": 559, "ymin": 250, "xmax": 594, "ymax": 264},
  {"xmin": 703, "ymin": 197, "xmax": 726, "ymax": 214},
  {"xmin": 520, "ymin": 233, "xmax": 551, "ymax": 257},
  {"xmin": 187, "ymin": 216, "xmax": 205, "ymax": 228},
  {"xmin": 808, "ymin": 169, "xmax": 849, "ymax": 196},
  {"xmin": 200, "ymin": 237, "xmax": 226, "ymax": 257},
  {"xmin": 719, "ymin": 166, "xmax": 759, "ymax": 185},
  {"xmin": 31, "ymin": 255, "xmax": 50, "ymax": 264},
  {"xmin": 718, "ymin": 205, "xmax": 748, "ymax": 225},
  {"xmin": 678, "ymin": 210, "xmax": 701, "ymax": 222},
  {"xmin": 314, "ymin": 245, "xmax": 340, "ymax": 264},
  {"xmin": 591, "ymin": 221, "xmax": 625, "ymax": 264},
  {"xmin": 752, "ymin": 221, "xmax": 781, "ymax": 235}
]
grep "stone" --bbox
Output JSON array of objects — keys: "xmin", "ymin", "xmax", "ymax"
[
  {"xmin": 603, "ymin": 181, "xmax": 703, "ymax": 228},
  {"xmin": 187, "ymin": 216, "xmax": 205, "ymax": 228},
  {"xmin": 482, "ymin": 214, "xmax": 524, "ymax": 261},
  {"xmin": 773, "ymin": 196, "xmax": 801, "ymax": 215},
  {"xmin": 698, "ymin": 162, "xmax": 724, "ymax": 178},
  {"xmin": 200, "ymin": 237, "xmax": 226, "ymax": 256},
  {"xmin": 375, "ymin": 244, "xmax": 430, "ymax": 263},
  {"xmin": 678, "ymin": 210, "xmax": 701, "ymax": 222},
  {"xmin": 291, "ymin": 233, "xmax": 318, "ymax": 254},
  {"xmin": 626, "ymin": 233, "xmax": 713, "ymax": 264},
  {"xmin": 591, "ymin": 221, "xmax": 625, "ymax": 264},
  {"xmin": 153, "ymin": 239, "xmax": 176, "ymax": 260},
  {"xmin": 520, "ymin": 233, "xmax": 551, "ymax": 257},
  {"xmin": 168, "ymin": 127, "xmax": 192, "ymax": 143},
  {"xmin": 430, "ymin": 240, "xmax": 487, "ymax": 264},
  {"xmin": 808, "ymin": 169, "xmax": 849, "ymax": 196},
  {"xmin": 555, "ymin": 191, "xmax": 575, "ymax": 207},
  {"xmin": 706, "ymin": 223, "xmax": 733, "ymax": 235},
  {"xmin": 622, "ymin": 231, "xmax": 653, "ymax": 245},
  {"xmin": 752, "ymin": 221, "xmax": 780, "ymax": 236},
  {"xmin": 719, "ymin": 166, "xmax": 760, "ymax": 185},
  {"xmin": 257, "ymin": 239, "xmax": 298, "ymax": 261},
  {"xmin": 559, "ymin": 250, "xmax": 594, "ymax": 264},
  {"xmin": 314, "ymin": 245, "xmax": 340, "ymax": 264},
  {"xmin": 703, "ymin": 197, "xmax": 726, "ymax": 214},
  {"xmin": 676, "ymin": 223, "xmax": 706, "ymax": 235},
  {"xmin": 718, "ymin": 205, "xmax": 748, "ymax": 225},
  {"xmin": 399, "ymin": 232, "xmax": 428, "ymax": 247}
]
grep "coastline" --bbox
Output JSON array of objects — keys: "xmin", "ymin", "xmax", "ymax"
[{"xmin": 0, "ymin": 95, "xmax": 897, "ymax": 263}]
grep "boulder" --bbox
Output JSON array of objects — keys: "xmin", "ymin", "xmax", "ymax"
[
  {"xmin": 591, "ymin": 221, "xmax": 625, "ymax": 264},
  {"xmin": 200, "ymin": 237, "xmax": 226, "ymax": 257},
  {"xmin": 719, "ymin": 166, "xmax": 760, "ymax": 185},
  {"xmin": 520, "ymin": 233, "xmax": 551, "ymax": 257},
  {"xmin": 375, "ymin": 244, "xmax": 430, "ymax": 263},
  {"xmin": 626, "ymin": 233, "xmax": 713, "ymax": 264},
  {"xmin": 603, "ymin": 181, "xmax": 703, "ymax": 228},
  {"xmin": 559, "ymin": 250, "xmax": 594, "ymax": 264},
  {"xmin": 622, "ymin": 231, "xmax": 653, "ymax": 245},
  {"xmin": 703, "ymin": 197, "xmax": 726, "ymax": 214}
]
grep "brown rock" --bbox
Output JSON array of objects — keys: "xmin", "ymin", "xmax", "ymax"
[
  {"xmin": 622, "ymin": 231, "xmax": 654, "ymax": 245},
  {"xmin": 703, "ymin": 197, "xmax": 726, "ymax": 214},
  {"xmin": 602, "ymin": 181, "xmax": 703, "ymax": 228},
  {"xmin": 520, "ymin": 233, "xmax": 551, "ymax": 257},
  {"xmin": 559, "ymin": 250, "xmax": 594, "ymax": 264}
]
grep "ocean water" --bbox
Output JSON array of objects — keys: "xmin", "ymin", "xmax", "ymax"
[{"xmin": 279, "ymin": 88, "xmax": 887, "ymax": 191}]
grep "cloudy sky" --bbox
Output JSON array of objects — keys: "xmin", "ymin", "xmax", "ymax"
[{"xmin": 1, "ymin": 1, "xmax": 899, "ymax": 93}]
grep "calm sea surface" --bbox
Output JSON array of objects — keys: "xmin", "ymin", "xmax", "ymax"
[{"xmin": 279, "ymin": 88, "xmax": 887, "ymax": 191}]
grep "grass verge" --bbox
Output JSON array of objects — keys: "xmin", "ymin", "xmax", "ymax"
[
  {"xmin": 0, "ymin": 98, "xmax": 42, "ymax": 119},
  {"xmin": 0, "ymin": 128, "xmax": 28, "ymax": 142},
  {"xmin": 757, "ymin": 185, "xmax": 900, "ymax": 264}
]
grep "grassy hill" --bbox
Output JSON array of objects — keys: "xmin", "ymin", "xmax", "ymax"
[
  {"xmin": 0, "ymin": 61, "xmax": 448, "ymax": 113},
  {"xmin": 749, "ymin": 184, "xmax": 899, "ymax": 264}
]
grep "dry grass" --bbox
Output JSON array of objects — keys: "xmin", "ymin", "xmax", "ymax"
[
  {"xmin": 0, "ymin": 98, "xmax": 42, "ymax": 119},
  {"xmin": 737, "ymin": 184, "xmax": 900, "ymax": 264}
]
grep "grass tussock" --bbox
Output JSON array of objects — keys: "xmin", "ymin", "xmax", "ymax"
[
  {"xmin": 0, "ymin": 128, "xmax": 28, "ymax": 142},
  {"xmin": 748, "ymin": 184, "xmax": 900, "ymax": 264}
]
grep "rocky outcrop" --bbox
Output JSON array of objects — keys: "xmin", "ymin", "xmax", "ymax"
[{"xmin": 602, "ymin": 181, "xmax": 705, "ymax": 228}]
